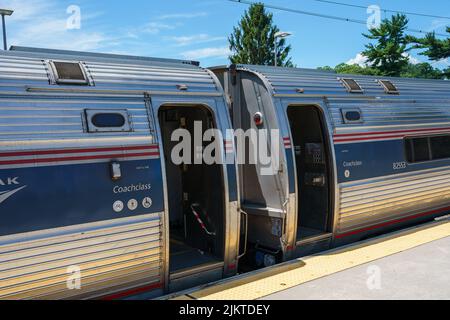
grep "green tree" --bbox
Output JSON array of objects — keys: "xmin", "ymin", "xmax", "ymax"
[
  {"xmin": 317, "ymin": 63, "xmax": 379, "ymax": 75},
  {"xmin": 229, "ymin": 3, "xmax": 293, "ymax": 66},
  {"xmin": 317, "ymin": 62, "xmax": 444, "ymax": 79},
  {"xmin": 362, "ymin": 14, "xmax": 411, "ymax": 76},
  {"xmin": 400, "ymin": 62, "xmax": 444, "ymax": 79},
  {"xmin": 407, "ymin": 27, "xmax": 450, "ymax": 61},
  {"xmin": 333, "ymin": 63, "xmax": 379, "ymax": 76}
]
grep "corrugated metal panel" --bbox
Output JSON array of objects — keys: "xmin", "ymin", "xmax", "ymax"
[
  {"xmin": 337, "ymin": 167, "xmax": 450, "ymax": 234},
  {"xmin": 236, "ymin": 64, "xmax": 450, "ymax": 98},
  {"xmin": 88, "ymin": 61, "xmax": 219, "ymax": 94},
  {"xmin": 328, "ymin": 100, "xmax": 450, "ymax": 135},
  {"xmin": 0, "ymin": 96, "xmax": 152, "ymax": 142},
  {"xmin": 236, "ymin": 65, "xmax": 450, "ymax": 135},
  {"xmin": 0, "ymin": 213, "xmax": 163, "ymax": 300},
  {"xmin": 0, "ymin": 48, "xmax": 220, "ymax": 95},
  {"xmin": 0, "ymin": 48, "xmax": 221, "ymax": 148}
]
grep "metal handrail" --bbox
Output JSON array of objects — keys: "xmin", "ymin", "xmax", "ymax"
[{"xmin": 238, "ymin": 209, "xmax": 249, "ymax": 260}]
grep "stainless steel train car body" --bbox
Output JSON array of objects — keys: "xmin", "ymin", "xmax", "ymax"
[
  {"xmin": 212, "ymin": 64, "xmax": 450, "ymax": 264},
  {"xmin": 0, "ymin": 47, "xmax": 240, "ymax": 299}
]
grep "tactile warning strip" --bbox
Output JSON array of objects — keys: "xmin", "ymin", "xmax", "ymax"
[{"xmin": 179, "ymin": 220, "xmax": 450, "ymax": 300}]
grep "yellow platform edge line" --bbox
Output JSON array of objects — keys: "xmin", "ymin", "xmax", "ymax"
[{"xmin": 187, "ymin": 220, "xmax": 450, "ymax": 300}]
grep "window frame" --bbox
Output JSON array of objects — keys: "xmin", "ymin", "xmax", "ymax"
[
  {"xmin": 85, "ymin": 109, "xmax": 132, "ymax": 133},
  {"xmin": 49, "ymin": 60, "xmax": 90, "ymax": 85},
  {"xmin": 340, "ymin": 108, "xmax": 364, "ymax": 124}
]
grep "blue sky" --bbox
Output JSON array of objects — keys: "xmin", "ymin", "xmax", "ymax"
[{"xmin": 2, "ymin": 0, "xmax": 449, "ymax": 68}]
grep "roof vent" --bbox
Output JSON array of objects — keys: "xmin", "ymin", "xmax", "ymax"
[
  {"xmin": 339, "ymin": 78, "xmax": 363, "ymax": 93},
  {"xmin": 378, "ymin": 79, "xmax": 399, "ymax": 94},
  {"xmin": 50, "ymin": 61, "xmax": 89, "ymax": 85}
]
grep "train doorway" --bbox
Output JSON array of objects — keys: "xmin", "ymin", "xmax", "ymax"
[
  {"xmin": 158, "ymin": 105, "xmax": 225, "ymax": 290},
  {"xmin": 287, "ymin": 105, "xmax": 333, "ymax": 245}
]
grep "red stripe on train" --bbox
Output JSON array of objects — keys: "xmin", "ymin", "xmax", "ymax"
[
  {"xmin": 334, "ymin": 127, "xmax": 450, "ymax": 142},
  {"xmin": 334, "ymin": 126, "xmax": 450, "ymax": 138},
  {"xmin": 334, "ymin": 134, "xmax": 406, "ymax": 143},
  {"xmin": 101, "ymin": 282, "xmax": 163, "ymax": 300},
  {"xmin": 335, "ymin": 206, "xmax": 450, "ymax": 239},
  {"xmin": 0, "ymin": 145, "xmax": 159, "ymax": 158},
  {"xmin": 0, "ymin": 151, "xmax": 160, "ymax": 166}
]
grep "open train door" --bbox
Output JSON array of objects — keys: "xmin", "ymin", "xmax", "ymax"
[
  {"xmin": 286, "ymin": 104, "xmax": 334, "ymax": 255},
  {"xmin": 154, "ymin": 97, "xmax": 239, "ymax": 293}
]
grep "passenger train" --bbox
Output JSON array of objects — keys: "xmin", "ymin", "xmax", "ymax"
[{"xmin": 0, "ymin": 47, "xmax": 449, "ymax": 299}]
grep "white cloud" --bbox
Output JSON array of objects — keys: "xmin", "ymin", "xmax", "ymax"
[
  {"xmin": 346, "ymin": 52, "xmax": 422, "ymax": 67},
  {"xmin": 346, "ymin": 53, "xmax": 369, "ymax": 67},
  {"xmin": 181, "ymin": 46, "xmax": 231, "ymax": 60},
  {"xmin": 171, "ymin": 34, "xmax": 225, "ymax": 46},
  {"xmin": 3, "ymin": 0, "xmax": 111, "ymax": 51},
  {"xmin": 2, "ymin": 0, "xmax": 52, "ymax": 21},
  {"xmin": 142, "ymin": 22, "xmax": 177, "ymax": 34},
  {"xmin": 158, "ymin": 12, "xmax": 208, "ymax": 20},
  {"xmin": 430, "ymin": 58, "xmax": 450, "ymax": 68},
  {"xmin": 404, "ymin": 53, "xmax": 421, "ymax": 65}
]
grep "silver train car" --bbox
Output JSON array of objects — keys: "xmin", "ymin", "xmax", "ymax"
[
  {"xmin": 212, "ymin": 64, "xmax": 450, "ymax": 266},
  {"xmin": 1, "ymin": 45, "xmax": 450, "ymax": 299},
  {"xmin": 0, "ymin": 47, "xmax": 241, "ymax": 299}
]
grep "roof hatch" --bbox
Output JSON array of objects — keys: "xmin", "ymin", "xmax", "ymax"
[
  {"xmin": 378, "ymin": 79, "xmax": 399, "ymax": 94},
  {"xmin": 339, "ymin": 78, "xmax": 364, "ymax": 93},
  {"xmin": 50, "ymin": 60, "xmax": 89, "ymax": 85}
]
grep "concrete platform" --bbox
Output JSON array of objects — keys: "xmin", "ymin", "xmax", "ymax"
[
  {"xmin": 263, "ymin": 236, "xmax": 450, "ymax": 300},
  {"xmin": 166, "ymin": 219, "xmax": 450, "ymax": 300}
]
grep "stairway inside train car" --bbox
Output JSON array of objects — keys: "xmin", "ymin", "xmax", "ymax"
[{"xmin": 158, "ymin": 106, "xmax": 225, "ymax": 276}]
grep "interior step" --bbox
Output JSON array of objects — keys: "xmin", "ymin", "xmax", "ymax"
[
  {"xmin": 295, "ymin": 233, "xmax": 333, "ymax": 257},
  {"xmin": 169, "ymin": 261, "xmax": 224, "ymax": 293},
  {"xmin": 296, "ymin": 231, "xmax": 333, "ymax": 246}
]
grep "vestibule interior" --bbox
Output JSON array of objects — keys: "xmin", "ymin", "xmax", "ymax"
[
  {"xmin": 287, "ymin": 106, "xmax": 331, "ymax": 242},
  {"xmin": 158, "ymin": 105, "xmax": 225, "ymax": 273}
]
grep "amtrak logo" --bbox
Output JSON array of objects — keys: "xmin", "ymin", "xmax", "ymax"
[
  {"xmin": 0, "ymin": 177, "xmax": 26, "ymax": 205},
  {"xmin": 0, "ymin": 177, "xmax": 20, "ymax": 186}
]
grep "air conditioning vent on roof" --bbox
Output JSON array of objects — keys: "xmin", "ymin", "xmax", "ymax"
[
  {"xmin": 339, "ymin": 78, "xmax": 363, "ymax": 93},
  {"xmin": 50, "ymin": 61, "xmax": 89, "ymax": 85},
  {"xmin": 378, "ymin": 79, "xmax": 399, "ymax": 94}
]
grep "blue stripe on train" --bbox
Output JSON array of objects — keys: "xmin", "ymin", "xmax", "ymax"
[
  {"xmin": 227, "ymin": 163, "xmax": 238, "ymax": 202},
  {"xmin": 286, "ymin": 150, "xmax": 296, "ymax": 194},
  {"xmin": 335, "ymin": 139, "xmax": 450, "ymax": 183},
  {"xmin": 0, "ymin": 159, "xmax": 164, "ymax": 236}
]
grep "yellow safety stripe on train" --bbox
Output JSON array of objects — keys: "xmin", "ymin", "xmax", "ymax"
[{"xmin": 176, "ymin": 219, "xmax": 450, "ymax": 300}]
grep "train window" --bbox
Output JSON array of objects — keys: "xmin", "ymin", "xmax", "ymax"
[
  {"xmin": 378, "ymin": 80, "xmax": 399, "ymax": 94},
  {"xmin": 411, "ymin": 138, "xmax": 431, "ymax": 162},
  {"xmin": 430, "ymin": 135, "xmax": 450, "ymax": 160},
  {"xmin": 339, "ymin": 78, "xmax": 364, "ymax": 93},
  {"xmin": 92, "ymin": 113, "xmax": 126, "ymax": 128},
  {"xmin": 341, "ymin": 108, "xmax": 363, "ymax": 124},
  {"xmin": 50, "ymin": 61, "xmax": 89, "ymax": 85},
  {"xmin": 85, "ymin": 109, "xmax": 131, "ymax": 133},
  {"xmin": 405, "ymin": 135, "xmax": 450, "ymax": 163}
]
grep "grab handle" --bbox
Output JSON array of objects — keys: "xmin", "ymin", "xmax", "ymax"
[{"xmin": 238, "ymin": 209, "xmax": 248, "ymax": 260}]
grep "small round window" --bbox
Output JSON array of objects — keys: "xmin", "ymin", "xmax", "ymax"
[
  {"xmin": 341, "ymin": 110, "xmax": 363, "ymax": 123},
  {"xmin": 344, "ymin": 111, "xmax": 361, "ymax": 122},
  {"xmin": 92, "ymin": 113, "xmax": 126, "ymax": 128}
]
